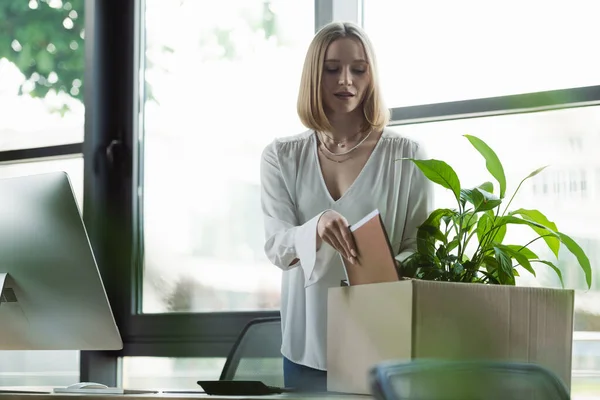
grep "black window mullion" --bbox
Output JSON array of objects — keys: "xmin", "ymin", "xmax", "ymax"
[{"xmin": 81, "ymin": 0, "xmax": 136, "ymax": 384}]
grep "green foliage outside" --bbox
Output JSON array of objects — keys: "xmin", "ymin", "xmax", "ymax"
[
  {"xmin": 0, "ymin": 0, "xmax": 281, "ymax": 114},
  {"xmin": 0, "ymin": 0, "xmax": 84, "ymax": 114}
]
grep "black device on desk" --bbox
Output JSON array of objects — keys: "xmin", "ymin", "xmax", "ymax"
[{"xmin": 197, "ymin": 380, "xmax": 293, "ymax": 395}]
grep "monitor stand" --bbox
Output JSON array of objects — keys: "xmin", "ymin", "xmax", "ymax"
[
  {"xmin": 0, "ymin": 273, "xmax": 29, "ymax": 339},
  {"xmin": 0, "ymin": 273, "xmax": 17, "ymax": 305}
]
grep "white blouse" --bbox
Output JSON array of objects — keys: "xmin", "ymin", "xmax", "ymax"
[{"xmin": 260, "ymin": 129, "xmax": 433, "ymax": 371}]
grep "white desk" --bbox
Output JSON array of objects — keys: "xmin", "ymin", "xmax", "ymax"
[{"xmin": 0, "ymin": 388, "xmax": 370, "ymax": 400}]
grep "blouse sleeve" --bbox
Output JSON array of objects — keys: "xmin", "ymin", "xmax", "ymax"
[
  {"xmin": 260, "ymin": 141, "xmax": 334, "ymax": 286},
  {"xmin": 395, "ymin": 142, "xmax": 434, "ymax": 263}
]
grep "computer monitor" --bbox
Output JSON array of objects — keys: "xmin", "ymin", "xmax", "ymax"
[{"xmin": 0, "ymin": 171, "xmax": 122, "ymax": 350}]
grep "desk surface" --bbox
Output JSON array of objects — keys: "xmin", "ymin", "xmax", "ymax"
[{"xmin": 0, "ymin": 388, "xmax": 370, "ymax": 400}]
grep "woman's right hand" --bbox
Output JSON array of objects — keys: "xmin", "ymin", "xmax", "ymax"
[{"xmin": 317, "ymin": 210, "xmax": 358, "ymax": 264}]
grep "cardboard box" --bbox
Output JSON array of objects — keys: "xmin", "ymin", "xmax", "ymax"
[{"xmin": 327, "ymin": 280, "xmax": 574, "ymax": 394}]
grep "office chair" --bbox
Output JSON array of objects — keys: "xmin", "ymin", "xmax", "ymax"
[
  {"xmin": 370, "ymin": 359, "xmax": 570, "ymax": 400},
  {"xmin": 219, "ymin": 316, "xmax": 283, "ymax": 388}
]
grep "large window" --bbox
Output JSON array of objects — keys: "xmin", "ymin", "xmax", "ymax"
[
  {"xmin": 364, "ymin": 0, "xmax": 600, "ymax": 107},
  {"xmin": 0, "ymin": 0, "xmax": 84, "ymax": 387},
  {"xmin": 141, "ymin": 0, "xmax": 314, "ymax": 313}
]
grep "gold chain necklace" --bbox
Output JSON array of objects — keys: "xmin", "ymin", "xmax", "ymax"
[
  {"xmin": 317, "ymin": 130, "xmax": 372, "ymax": 157},
  {"xmin": 320, "ymin": 130, "xmax": 362, "ymax": 148},
  {"xmin": 318, "ymin": 143, "xmax": 353, "ymax": 163}
]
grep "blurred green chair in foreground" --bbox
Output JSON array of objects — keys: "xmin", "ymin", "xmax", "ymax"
[{"xmin": 370, "ymin": 360, "xmax": 570, "ymax": 400}]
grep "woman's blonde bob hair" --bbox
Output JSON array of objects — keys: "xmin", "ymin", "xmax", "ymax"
[{"xmin": 297, "ymin": 21, "xmax": 389, "ymax": 134}]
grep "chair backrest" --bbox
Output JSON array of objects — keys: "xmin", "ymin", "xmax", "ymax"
[
  {"xmin": 370, "ymin": 360, "xmax": 570, "ymax": 400},
  {"xmin": 220, "ymin": 316, "xmax": 283, "ymax": 387}
]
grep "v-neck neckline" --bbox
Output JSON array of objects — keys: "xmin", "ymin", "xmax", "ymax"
[{"xmin": 312, "ymin": 130, "xmax": 385, "ymax": 204}]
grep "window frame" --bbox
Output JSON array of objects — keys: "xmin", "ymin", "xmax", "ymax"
[
  {"xmin": 79, "ymin": 0, "xmax": 600, "ymax": 386},
  {"xmin": 81, "ymin": 0, "xmax": 349, "ymax": 385},
  {"xmin": 0, "ymin": 144, "xmax": 83, "ymax": 163}
]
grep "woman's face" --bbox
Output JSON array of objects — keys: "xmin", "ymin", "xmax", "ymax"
[{"xmin": 321, "ymin": 37, "xmax": 371, "ymax": 119}]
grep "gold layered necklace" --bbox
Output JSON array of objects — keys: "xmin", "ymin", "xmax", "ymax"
[
  {"xmin": 316, "ymin": 129, "xmax": 372, "ymax": 164},
  {"xmin": 318, "ymin": 129, "xmax": 372, "ymax": 157},
  {"xmin": 318, "ymin": 144, "xmax": 352, "ymax": 163},
  {"xmin": 319, "ymin": 130, "xmax": 362, "ymax": 148}
]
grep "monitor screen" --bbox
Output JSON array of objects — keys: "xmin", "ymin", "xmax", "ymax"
[{"xmin": 0, "ymin": 172, "xmax": 122, "ymax": 350}]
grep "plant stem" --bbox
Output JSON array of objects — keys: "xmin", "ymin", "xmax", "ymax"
[
  {"xmin": 473, "ymin": 215, "xmax": 505, "ymax": 266},
  {"xmin": 502, "ymin": 178, "xmax": 525, "ymax": 217},
  {"xmin": 461, "ymin": 212, "xmax": 477, "ymax": 255},
  {"xmin": 517, "ymin": 234, "xmax": 554, "ymax": 252},
  {"xmin": 471, "ymin": 207, "xmax": 503, "ymax": 267},
  {"xmin": 464, "ymin": 228, "xmax": 478, "ymax": 251},
  {"xmin": 455, "ymin": 201, "xmax": 464, "ymax": 259},
  {"xmin": 454, "ymin": 219, "xmax": 462, "ymax": 257},
  {"xmin": 444, "ymin": 219, "xmax": 452, "ymax": 237}
]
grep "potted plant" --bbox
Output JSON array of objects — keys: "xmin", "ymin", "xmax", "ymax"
[{"xmin": 400, "ymin": 134, "xmax": 592, "ymax": 289}]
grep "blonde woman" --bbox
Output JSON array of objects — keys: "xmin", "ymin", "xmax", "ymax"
[{"xmin": 260, "ymin": 21, "xmax": 433, "ymax": 391}]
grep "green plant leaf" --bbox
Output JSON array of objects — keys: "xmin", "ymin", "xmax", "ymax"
[
  {"xmin": 495, "ymin": 215, "xmax": 547, "ymax": 230},
  {"xmin": 420, "ymin": 224, "xmax": 447, "ymax": 243},
  {"xmin": 422, "ymin": 208, "xmax": 456, "ymax": 228},
  {"xmin": 479, "ymin": 268, "xmax": 501, "ymax": 284},
  {"xmin": 531, "ymin": 260, "xmax": 565, "ymax": 288},
  {"xmin": 501, "ymin": 215, "xmax": 590, "ymax": 288},
  {"xmin": 416, "ymin": 209, "xmax": 455, "ymax": 254},
  {"xmin": 493, "ymin": 247, "xmax": 513, "ymax": 274},
  {"xmin": 474, "ymin": 188, "xmax": 502, "ymax": 212},
  {"xmin": 557, "ymin": 232, "xmax": 592, "ymax": 289},
  {"xmin": 457, "ymin": 211, "xmax": 479, "ymax": 231},
  {"xmin": 464, "ymin": 135, "xmax": 507, "ymax": 198},
  {"xmin": 477, "ymin": 211, "xmax": 507, "ymax": 245},
  {"xmin": 505, "ymin": 245, "xmax": 538, "ymax": 259},
  {"xmin": 524, "ymin": 165, "xmax": 549, "ymax": 180},
  {"xmin": 460, "ymin": 188, "xmax": 482, "ymax": 209},
  {"xmin": 417, "ymin": 208, "xmax": 456, "ymax": 255},
  {"xmin": 401, "ymin": 253, "xmax": 422, "ymax": 278},
  {"xmin": 476, "ymin": 213, "xmax": 491, "ymax": 243},
  {"xmin": 478, "ymin": 181, "xmax": 494, "ymax": 193},
  {"xmin": 436, "ymin": 244, "xmax": 448, "ymax": 262},
  {"xmin": 483, "ymin": 255, "xmax": 499, "ymax": 272},
  {"xmin": 493, "ymin": 247, "xmax": 515, "ymax": 285},
  {"xmin": 447, "ymin": 238, "xmax": 460, "ymax": 253},
  {"xmin": 494, "ymin": 246, "xmax": 512, "ymax": 274},
  {"xmin": 492, "ymin": 224, "xmax": 507, "ymax": 246},
  {"xmin": 451, "ymin": 262, "xmax": 464, "ymax": 277},
  {"xmin": 460, "ymin": 188, "xmax": 475, "ymax": 207},
  {"xmin": 406, "ymin": 159, "xmax": 461, "ymax": 203},
  {"xmin": 496, "ymin": 244, "xmax": 535, "ymax": 277},
  {"xmin": 510, "ymin": 209, "xmax": 560, "ymax": 257},
  {"xmin": 442, "ymin": 215, "xmax": 453, "ymax": 227},
  {"xmin": 415, "ymin": 230, "xmax": 438, "ymax": 256}
]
